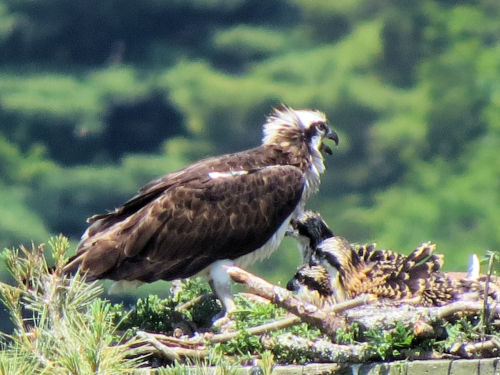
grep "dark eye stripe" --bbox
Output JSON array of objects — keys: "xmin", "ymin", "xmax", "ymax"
[
  {"xmin": 312, "ymin": 121, "xmax": 327, "ymax": 131},
  {"xmin": 304, "ymin": 126, "xmax": 316, "ymax": 139},
  {"xmin": 305, "ymin": 122, "xmax": 326, "ymax": 140}
]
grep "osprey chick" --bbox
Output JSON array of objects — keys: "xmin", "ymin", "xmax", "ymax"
[
  {"xmin": 65, "ymin": 107, "xmax": 338, "ymax": 321},
  {"xmin": 287, "ymin": 211, "xmax": 455, "ymax": 306},
  {"xmin": 290, "ymin": 210, "xmax": 334, "ymax": 263}
]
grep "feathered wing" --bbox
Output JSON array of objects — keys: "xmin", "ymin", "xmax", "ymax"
[
  {"xmin": 65, "ymin": 164, "xmax": 305, "ymax": 282},
  {"xmin": 346, "ymin": 242, "xmax": 455, "ymax": 305},
  {"xmin": 348, "ymin": 243, "xmax": 420, "ymax": 298},
  {"xmin": 82, "ymin": 148, "xmax": 271, "ymax": 233}
]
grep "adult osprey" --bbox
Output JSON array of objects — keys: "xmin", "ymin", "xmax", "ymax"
[{"xmin": 64, "ymin": 106, "xmax": 338, "ymax": 319}]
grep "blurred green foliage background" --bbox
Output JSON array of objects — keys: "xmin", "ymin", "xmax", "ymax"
[{"xmin": 0, "ymin": 0, "xmax": 499, "ymax": 300}]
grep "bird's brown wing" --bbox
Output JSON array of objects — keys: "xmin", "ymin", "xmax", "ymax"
[
  {"xmin": 352, "ymin": 242, "xmax": 455, "ymax": 305},
  {"xmin": 347, "ymin": 244, "xmax": 430, "ymax": 299},
  {"xmin": 65, "ymin": 165, "xmax": 305, "ymax": 282},
  {"xmin": 84, "ymin": 146, "xmax": 275, "ymax": 231}
]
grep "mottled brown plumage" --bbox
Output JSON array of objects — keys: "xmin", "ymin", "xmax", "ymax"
[
  {"xmin": 454, "ymin": 276, "xmax": 500, "ymax": 303},
  {"xmin": 68, "ymin": 163, "xmax": 304, "ymax": 281},
  {"xmin": 64, "ymin": 107, "xmax": 338, "ymax": 317},
  {"xmin": 287, "ymin": 211, "xmax": 459, "ymax": 307},
  {"xmin": 290, "ymin": 239, "xmax": 455, "ymax": 306},
  {"xmin": 340, "ymin": 240, "xmax": 454, "ymax": 305}
]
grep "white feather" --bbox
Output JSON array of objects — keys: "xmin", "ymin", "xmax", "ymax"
[
  {"xmin": 304, "ymin": 133, "xmax": 326, "ymax": 198},
  {"xmin": 294, "ymin": 110, "xmax": 327, "ymax": 128},
  {"xmin": 208, "ymin": 170, "xmax": 248, "ymax": 179},
  {"xmin": 235, "ymin": 211, "xmax": 297, "ymax": 268},
  {"xmin": 262, "ymin": 107, "xmax": 327, "ymax": 199},
  {"xmin": 209, "ymin": 259, "xmax": 236, "ymax": 313},
  {"xmin": 296, "ymin": 233, "xmax": 312, "ymax": 263},
  {"xmin": 466, "ymin": 253, "xmax": 480, "ymax": 280},
  {"xmin": 262, "ymin": 107, "xmax": 327, "ymax": 145}
]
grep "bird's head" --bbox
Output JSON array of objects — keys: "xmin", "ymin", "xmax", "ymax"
[
  {"xmin": 287, "ymin": 235, "xmax": 356, "ymax": 305},
  {"xmin": 263, "ymin": 106, "xmax": 338, "ymax": 196},
  {"xmin": 313, "ymin": 236, "xmax": 358, "ymax": 275},
  {"xmin": 286, "ymin": 263, "xmax": 334, "ymax": 306},
  {"xmin": 310, "ymin": 236, "xmax": 361, "ymax": 302},
  {"xmin": 289, "ymin": 210, "xmax": 334, "ymax": 262},
  {"xmin": 262, "ymin": 106, "xmax": 339, "ymax": 158}
]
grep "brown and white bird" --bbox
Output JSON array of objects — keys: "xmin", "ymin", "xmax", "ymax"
[
  {"xmin": 290, "ymin": 210, "xmax": 334, "ymax": 263},
  {"xmin": 64, "ymin": 106, "xmax": 338, "ymax": 320},
  {"xmin": 287, "ymin": 211, "xmax": 456, "ymax": 306}
]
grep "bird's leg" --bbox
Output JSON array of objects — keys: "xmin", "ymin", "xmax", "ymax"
[
  {"xmin": 208, "ymin": 279, "xmax": 235, "ymax": 326},
  {"xmin": 209, "ymin": 260, "xmax": 236, "ymax": 329}
]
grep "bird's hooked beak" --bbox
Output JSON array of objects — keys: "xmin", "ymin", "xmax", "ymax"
[
  {"xmin": 285, "ymin": 219, "xmax": 299, "ymax": 238},
  {"xmin": 320, "ymin": 129, "xmax": 339, "ymax": 155},
  {"xmin": 286, "ymin": 277, "xmax": 300, "ymax": 292}
]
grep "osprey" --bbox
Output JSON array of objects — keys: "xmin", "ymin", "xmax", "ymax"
[
  {"xmin": 64, "ymin": 106, "xmax": 339, "ymax": 320},
  {"xmin": 289, "ymin": 210, "xmax": 334, "ymax": 263},
  {"xmin": 287, "ymin": 211, "xmax": 457, "ymax": 306}
]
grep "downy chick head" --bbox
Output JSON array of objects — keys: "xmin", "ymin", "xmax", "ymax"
[
  {"xmin": 289, "ymin": 210, "xmax": 334, "ymax": 263},
  {"xmin": 287, "ymin": 235, "xmax": 356, "ymax": 304}
]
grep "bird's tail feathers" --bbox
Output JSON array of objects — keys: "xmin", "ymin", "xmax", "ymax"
[
  {"xmin": 63, "ymin": 236, "xmax": 122, "ymax": 281},
  {"xmin": 406, "ymin": 241, "xmax": 435, "ymax": 261}
]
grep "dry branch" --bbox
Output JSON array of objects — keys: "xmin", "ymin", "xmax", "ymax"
[
  {"xmin": 136, "ymin": 331, "xmax": 208, "ymax": 361},
  {"xmin": 275, "ymin": 333, "xmax": 373, "ymax": 363},
  {"xmin": 341, "ymin": 300, "xmax": 500, "ymax": 333},
  {"xmin": 457, "ymin": 338, "xmax": 500, "ymax": 357},
  {"xmin": 434, "ymin": 301, "xmax": 500, "ymax": 319},
  {"xmin": 225, "ymin": 265, "xmax": 372, "ymax": 336},
  {"xmin": 131, "ymin": 266, "xmax": 500, "ymax": 365},
  {"xmin": 137, "ymin": 316, "xmax": 302, "ymax": 348},
  {"xmin": 209, "ymin": 316, "xmax": 301, "ymax": 344},
  {"xmin": 130, "ymin": 268, "xmax": 376, "ymax": 363}
]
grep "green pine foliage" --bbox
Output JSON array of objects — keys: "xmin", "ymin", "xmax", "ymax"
[{"xmin": 0, "ymin": 236, "xmax": 145, "ymax": 374}]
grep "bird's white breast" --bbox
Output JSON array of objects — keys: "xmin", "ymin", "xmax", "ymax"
[
  {"xmin": 234, "ymin": 210, "xmax": 297, "ymax": 269},
  {"xmin": 303, "ymin": 136, "xmax": 326, "ymax": 198}
]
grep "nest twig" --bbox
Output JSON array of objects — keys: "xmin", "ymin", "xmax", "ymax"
[
  {"xmin": 131, "ymin": 266, "xmax": 500, "ymax": 364},
  {"xmin": 225, "ymin": 265, "xmax": 373, "ymax": 336}
]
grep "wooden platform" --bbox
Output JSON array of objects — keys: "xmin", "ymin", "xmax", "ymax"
[{"xmin": 139, "ymin": 357, "xmax": 500, "ymax": 374}]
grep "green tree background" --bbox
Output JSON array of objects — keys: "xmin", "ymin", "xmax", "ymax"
[{"xmin": 0, "ymin": 0, "xmax": 499, "ymax": 300}]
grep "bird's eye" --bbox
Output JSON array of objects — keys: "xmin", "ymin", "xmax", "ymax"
[{"xmin": 314, "ymin": 122, "xmax": 328, "ymax": 133}]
